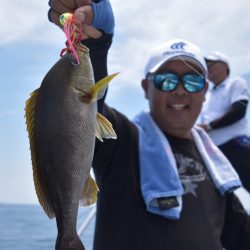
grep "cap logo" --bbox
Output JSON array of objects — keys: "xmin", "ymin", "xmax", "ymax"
[
  {"xmin": 163, "ymin": 41, "xmax": 196, "ymax": 60},
  {"xmin": 170, "ymin": 42, "xmax": 186, "ymax": 50}
]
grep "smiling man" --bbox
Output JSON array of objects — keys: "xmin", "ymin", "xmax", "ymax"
[
  {"xmin": 141, "ymin": 40, "xmax": 208, "ymax": 139},
  {"xmin": 48, "ymin": 1, "xmax": 250, "ymax": 249}
]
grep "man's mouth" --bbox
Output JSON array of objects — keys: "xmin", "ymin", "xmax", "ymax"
[{"xmin": 169, "ymin": 104, "xmax": 189, "ymax": 111}]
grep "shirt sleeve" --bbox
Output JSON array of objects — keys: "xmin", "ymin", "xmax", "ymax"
[
  {"xmin": 210, "ymin": 100, "xmax": 248, "ymax": 129},
  {"xmin": 92, "ymin": 104, "xmax": 138, "ymax": 187},
  {"xmin": 229, "ymin": 77, "xmax": 250, "ymax": 104},
  {"xmin": 81, "ymin": 33, "xmax": 113, "ymax": 111},
  {"xmin": 208, "ymin": 77, "xmax": 249, "ymax": 129}
]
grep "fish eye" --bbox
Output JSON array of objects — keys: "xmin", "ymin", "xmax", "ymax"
[{"xmin": 71, "ymin": 57, "xmax": 80, "ymax": 66}]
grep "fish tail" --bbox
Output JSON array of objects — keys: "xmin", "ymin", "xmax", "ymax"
[{"xmin": 56, "ymin": 233, "xmax": 85, "ymax": 250}]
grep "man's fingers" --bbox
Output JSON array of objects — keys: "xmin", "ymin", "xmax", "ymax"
[
  {"xmin": 73, "ymin": 6, "xmax": 102, "ymax": 39},
  {"xmin": 51, "ymin": 0, "xmax": 92, "ymax": 10},
  {"xmin": 48, "ymin": 0, "xmax": 94, "ymax": 27},
  {"xmin": 48, "ymin": 0, "xmax": 103, "ymax": 39},
  {"xmin": 74, "ymin": 6, "xmax": 93, "ymax": 25},
  {"xmin": 48, "ymin": 9, "xmax": 62, "ymax": 27},
  {"xmin": 83, "ymin": 25, "xmax": 102, "ymax": 39},
  {"xmin": 58, "ymin": 0, "xmax": 77, "ymax": 9},
  {"xmin": 50, "ymin": 0, "xmax": 74, "ymax": 13},
  {"xmin": 75, "ymin": 0, "xmax": 92, "ymax": 8}
]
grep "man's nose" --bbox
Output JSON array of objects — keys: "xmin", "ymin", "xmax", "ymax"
[{"xmin": 172, "ymin": 82, "xmax": 187, "ymax": 95}]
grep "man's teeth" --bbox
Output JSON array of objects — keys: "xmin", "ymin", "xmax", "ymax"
[{"xmin": 170, "ymin": 104, "xmax": 187, "ymax": 110}]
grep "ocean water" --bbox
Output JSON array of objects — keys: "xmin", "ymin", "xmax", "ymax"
[
  {"xmin": 0, "ymin": 203, "xmax": 95, "ymax": 250},
  {"xmin": 1, "ymin": 189, "xmax": 249, "ymax": 250}
]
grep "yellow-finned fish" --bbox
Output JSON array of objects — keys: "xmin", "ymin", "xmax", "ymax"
[{"xmin": 25, "ymin": 43, "xmax": 117, "ymax": 250}]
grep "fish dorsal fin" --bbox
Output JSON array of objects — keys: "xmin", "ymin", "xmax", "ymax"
[
  {"xmin": 96, "ymin": 112, "xmax": 117, "ymax": 142},
  {"xmin": 82, "ymin": 73, "xmax": 119, "ymax": 103},
  {"xmin": 79, "ymin": 175, "xmax": 99, "ymax": 206},
  {"xmin": 25, "ymin": 89, "xmax": 55, "ymax": 219}
]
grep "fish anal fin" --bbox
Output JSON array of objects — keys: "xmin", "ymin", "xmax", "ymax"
[
  {"xmin": 25, "ymin": 88, "xmax": 55, "ymax": 219},
  {"xmin": 79, "ymin": 176, "xmax": 99, "ymax": 206},
  {"xmin": 96, "ymin": 112, "xmax": 117, "ymax": 142}
]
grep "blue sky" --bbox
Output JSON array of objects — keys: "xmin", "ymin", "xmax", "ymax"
[{"xmin": 1, "ymin": 0, "xmax": 250, "ymax": 205}]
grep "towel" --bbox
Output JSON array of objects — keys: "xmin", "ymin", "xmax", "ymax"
[{"xmin": 133, "ymin": 111, "xmax": 241, "ymax": 220}]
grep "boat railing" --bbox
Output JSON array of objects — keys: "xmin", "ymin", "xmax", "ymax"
[{"xmin": 77, "ymin": 205, "xmax": 97, "ymax": 237}]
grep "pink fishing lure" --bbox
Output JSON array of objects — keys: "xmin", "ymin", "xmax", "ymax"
[{"xmin": 60, "ymin": 13, "xmax": 83, "ymax": 64}]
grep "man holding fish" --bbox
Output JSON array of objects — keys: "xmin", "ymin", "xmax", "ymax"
[{"xmin": 46, "ymin": 0, "xmax": 250, "ymax": 249}]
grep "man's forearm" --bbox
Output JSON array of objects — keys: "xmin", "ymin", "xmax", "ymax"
[
  {"xmin": 81, "ymin": 33, "xmax": 113, "ymax": 111},
  {"xmin": 210, "ymin": 100, "xmax": 248, "ymax": 129}
]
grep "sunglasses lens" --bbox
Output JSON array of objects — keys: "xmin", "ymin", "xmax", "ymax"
[
  {"xmin": 154, "ymin": 73, "xmax": 179, "ymax": 91},
  {"xmin": 183, "ymin": 74, "xmax": 205, "ymax": 93},
  {"xmin": 152, "ymin": 73, "xmax": 205, "ymax": 93}
]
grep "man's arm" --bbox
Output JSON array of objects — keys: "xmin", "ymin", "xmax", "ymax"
[
  {"xmin": 221, "ymin": 193, "xmax": 250, "ymax": 250},
  {"xmin": 82, "ymin": 34, "xmax": 113, "ymax": 111},
  {"xmin": 210, "ymin": 100, "xmax": 248, "ymax": 128},
  {"xmin": 199, "ymin": 100, "xmax": 248, "ymax": 132}
]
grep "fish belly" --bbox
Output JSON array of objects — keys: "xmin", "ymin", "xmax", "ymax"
[{"xmin": 35, "ymin": 81, "xmax": 96, "ymax": 232}]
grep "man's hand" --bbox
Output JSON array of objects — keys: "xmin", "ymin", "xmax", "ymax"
[
  {"xmin": 48, "ymin": 0, "xmax": 115, "ymax": 39},
  {"xmin": 48, "ymin": 0, "xmax": 92, "ymax": 27},
  {"xmin": 198, "ymin": 123, "xmax": 212, "ymax": 132}
]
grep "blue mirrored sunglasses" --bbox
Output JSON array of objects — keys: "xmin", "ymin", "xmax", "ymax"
[{"xmin": 149, "ymin": 73, "xmax": 206, "ymax": 93}]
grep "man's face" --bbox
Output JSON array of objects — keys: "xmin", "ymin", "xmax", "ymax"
[
  {"xmin": 142, "ymin": 60, "xmax": 208, "ymax": 138},
  {"xmin": 207, "ymin": 61, "xmax": 228, "ymax": 84}
]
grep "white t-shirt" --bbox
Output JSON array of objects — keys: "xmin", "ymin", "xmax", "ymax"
[{"xmin": 199, "ymin": 76, "xmax": 250, "ymax": 145}]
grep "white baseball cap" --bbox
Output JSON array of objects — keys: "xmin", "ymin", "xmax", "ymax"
[
  {"xmin": 204, "ymin": 51, "xmax": 230, "ymax": 67},
  {"xmin": 144, "ymin": 38, "xmax": 207, "ymax": 77}
]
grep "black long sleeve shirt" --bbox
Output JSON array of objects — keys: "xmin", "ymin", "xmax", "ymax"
[{"xmin": 82, "ymin": 35, "xmax": 250, "ymax": 250}]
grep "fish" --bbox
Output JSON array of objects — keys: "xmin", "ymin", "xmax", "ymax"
[{"xmin": 25, "ymin": 43, "xmax": 117, "ymax": 250}]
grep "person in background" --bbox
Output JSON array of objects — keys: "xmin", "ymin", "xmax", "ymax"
[
  {"xmin": 199, "ymin": 51, "xmax": 250, "ymax": 192},
  {"xmin": 48, "ymin": 1, "xmax": 250, "ymax": 249}
]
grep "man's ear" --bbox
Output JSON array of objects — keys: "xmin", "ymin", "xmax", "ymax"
[
  {"xmin": 141, "ymin": 79, "xmax": 149, "ymax": 99},
  {"xmin": 204, "ymin": 81, "xmax": 209, "ymax": 93}
]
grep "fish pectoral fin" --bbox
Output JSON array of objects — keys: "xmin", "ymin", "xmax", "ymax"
[
  {"xmin": 85, "ymin": 73, "xmax": 119, "ymax": 103},
  {"xmin": 25, "ymin": 88, "xmax": 55, "ymax": 219},
  {"xmin": 73, "ymin": 73, "xmax": 119, "ymax": 103},
  {"xmin": 96, "ymin": 112, "xmax": 117, "ymax": 142},
  {"xmin": 79, "ymin": 175, "xmax": 99, "ymax": 206}
]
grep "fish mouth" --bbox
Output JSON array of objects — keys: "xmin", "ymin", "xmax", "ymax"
[{"xmin": 168, "ymin": 104, "xmax": 189, "ymax": 111}]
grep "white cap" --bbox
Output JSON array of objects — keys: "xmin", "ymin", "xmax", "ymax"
[
  {"xmin": 204, "ymin": 51, "xmax": 230, "ymax": 67},
  {"xmin": 144, "ymin": 38, "xmax": 207, "ymax": 77}
]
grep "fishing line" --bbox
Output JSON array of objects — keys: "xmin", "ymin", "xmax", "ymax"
[{"xmin": 176, "ymin": 55, "xmax": 248, "ymax": 107}]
